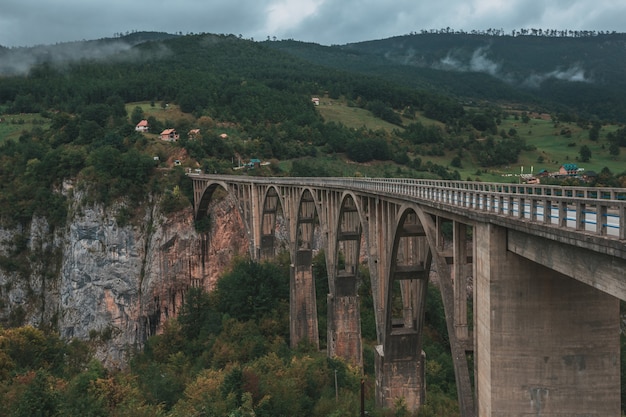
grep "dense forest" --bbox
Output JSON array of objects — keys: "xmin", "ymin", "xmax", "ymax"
[
  {"xmin": 0, "ymin": 255, "xmax": 458, "ymax": 416},
  {"xmin": 267, "ymin": 32, "xmax": 626, "ymax": 122},
  {"xmin": 1, "ymin": 30, "xmax": 626, "ymax": 416}
]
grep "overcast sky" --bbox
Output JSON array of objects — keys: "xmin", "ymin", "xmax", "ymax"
[{"xmin": 1, "ymin": 0, "xmax": 625, "ymax": 48}]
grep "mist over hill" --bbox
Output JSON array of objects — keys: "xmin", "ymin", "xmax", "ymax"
[
  {"xmin": 266, "ymin": 32, "xmax": 626, "ymax": 121},
  {"xmin": 2, "ymin": 30, "xmax": 626, "ymax": 120},
  {"xmin": 0, "ymin": 32, "xmax": 178, "ymax": 76}
]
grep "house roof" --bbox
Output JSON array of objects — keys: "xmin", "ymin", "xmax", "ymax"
[
  {"xmin": 161, "ymin": 129, "xmax": 176, "ymax": 135},
  {"xmin": 136, "ymin": 120, "xmax": 148, "ymax": 127},
  {"xmin": 561, "ymin": 163, "xmax": 578, "ymax": 171}
]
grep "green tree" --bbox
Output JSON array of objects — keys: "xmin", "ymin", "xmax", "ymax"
[
  {"xmin": 579, "ymin": 144, "xmax": 592, "ymax": 162},
  {"xmin": 131, "ymin": 106, "xmax": 145, "ymax": 125},
  {"xmin": 178, "ymin": 287, "xmax": 222, "ymax": 341},
  {"xmin": 215, "ymin": 258, "xmax": 289, "ymax": 323},
  {"xmin": 589, "ymin": 123, "xmax": 600, "ymax": 141},
  {"xmin": 12, "ymin": 370, "xmax": 60, "ymax": 417},
  {"xmin": 59, "ymin": 360, "xmax": 108, "ymax": 417}
]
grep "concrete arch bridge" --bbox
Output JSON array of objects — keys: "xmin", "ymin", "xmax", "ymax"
[{"xmin": 192, "ymin": 174, "xmax": 626, "ymax": 417}]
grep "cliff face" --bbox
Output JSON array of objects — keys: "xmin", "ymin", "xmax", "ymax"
[{"xmin": 0, "ymin": 187, "xmax": 248, "ymax": 368}]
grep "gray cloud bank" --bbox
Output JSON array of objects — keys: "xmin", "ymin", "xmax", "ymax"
[
  {"xmin": 1, "ymin": 41, "xmax": 132, "ymax": 75},
  {"xmin": 1, "ymin": 0, "xmax": 625, "ymax": 48},
  {"xmin": 435, "ymin": 46, "xmax": 591, "ymax": 87},
  {"xmin": 0, "ymin": 38, "xmax": 173, "ymax": 76}
]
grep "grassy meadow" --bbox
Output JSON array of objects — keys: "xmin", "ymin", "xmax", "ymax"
[
  {"xmin": 2, "ymin": 99, "xmax": 624, "ymax": 184},
  {"xmin": 0, "ymin": 113, "xmax": 49, "ymax": 144},
  {"xmin": 316, "ymin": 98, "xmax": 626, "ymax": 182}
]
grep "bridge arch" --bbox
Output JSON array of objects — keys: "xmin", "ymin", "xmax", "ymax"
[
  {"xmin": 259, "ymin": 185, "xmax": 287, "ymax": 260},
  {"xmin": 385, "ymin": 206, "xmax": 431, "ymax": 340},
  {"xmin": 194, "ymin": 180, "xmax": 260, "ymax": 260},
  {"xmin": 194, "ymin": 180, "xmax": 230, "ymax": 221},
  {"xmin": 333, "ymin": 192, "xmax": 364, "ymax": 296}
]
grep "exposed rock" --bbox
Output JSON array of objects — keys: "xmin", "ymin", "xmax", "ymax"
[{"xmin": 0, "ymin": 190, "xmax": 248, "ymax": 368}]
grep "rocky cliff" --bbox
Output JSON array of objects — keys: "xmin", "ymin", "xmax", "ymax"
[{"xmin": 0, "ymin": 184, "xmax": 248, "ymax": 368}]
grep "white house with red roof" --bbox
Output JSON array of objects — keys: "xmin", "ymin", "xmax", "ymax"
[
  {"xmin": 160, "ymin": 129, "xmax": 180, "ymax": 141},
  {"xmin": 135, "ymin": 119, "xmax": 149, "ymax": 132}
]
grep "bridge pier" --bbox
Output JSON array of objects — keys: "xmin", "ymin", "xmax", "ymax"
[
  {"xmin": 374, "ymin": 334, "xmax": 425, "ymax": 410},
  {"xmin": 327, "ymin": 293, "xmax": 362, "ymax": 365},
  {"xmin": 475, "ymin": 223, "xmax": 620, "ymax": 416},
  {"xmin": 326, "ymin": 193, "xmax": 363, "ymax": 366},
  {"xmin": 290, "ymin": 190, "xmax": 320, "ymax": 349},
  {"xmin": 290, "ymin": 249, "xmax": 319, "ymax": 349}
]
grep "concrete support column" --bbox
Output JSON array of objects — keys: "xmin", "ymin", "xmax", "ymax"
[
  {"xmin": 290, "ymin": 189, "xmax": 319, "ymax": 350},
  {"xmin": 374, "ymin": 334, "xmax": 425, "ymax": 410},
  {"xmin": 249, "ymin": 184, "xmax": 261, "ymax": 260},
  {"xmin": 475, "ymin": 223, "xmax": 620, "ymax": 416},
  {"xmin": 290, "ymin": 249, "xmax": 319, "ymax": 349},
  {"xmin": 327, "ymin": 293, "xmax": 362, "ymax": 367},
  {"xmin": 453, "ymin": 221, "xmax": 469, "ymax": 341}
]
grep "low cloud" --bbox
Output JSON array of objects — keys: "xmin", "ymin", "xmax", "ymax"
[
  {"xmin": 436, "ymin": 46, "xmax": 501, "ymax": 76},
  {"xmin": 435, "ymin": 46, "xmax": 590, "ymax": 88},
  {"xmin": 523, "ymin": 65, "xmax": 590, "ymax": 88},
  {"xmin": 468, "ymin": 47, "xmax": 500, "ymax": 76},
  {"xmin": 0, "ymin": 39, "xmax": 171, "ymax": 76}
]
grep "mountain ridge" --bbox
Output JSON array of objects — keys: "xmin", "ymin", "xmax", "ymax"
[
  {"xmin": 3, "ymin": 30, "xmax": 626, "ymax": 120},
  {"xmin": 265, "ymin": 32, "xmax": 626, "ymax": 121}
]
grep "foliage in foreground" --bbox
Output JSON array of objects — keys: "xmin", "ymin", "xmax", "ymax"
[
  {"xmin": 9, "ymin": 255, "xmax": 626, "ymax": 415},
  {"xmin": 0, "ymin": 256, "xmax": 467, "ymax": 416}
]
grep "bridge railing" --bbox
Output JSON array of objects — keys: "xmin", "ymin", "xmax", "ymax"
[
  {"xmin": 342, "ymin": 177, "xmax": 626, "ymax": 240},
  {"xmin": 194, "ymin": 175, "xmax": 626, "ymax": 241}
]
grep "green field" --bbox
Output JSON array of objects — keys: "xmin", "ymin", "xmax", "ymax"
[
  {"xmin": 501, "ymin": 115, "xmax": 625, "ymax": 174},
  {"xmin": 3, "ymin": 101, "xmax": 624, "ymax": 184},
  {"xmin": 316, "ymin": 100, "xmax": 626, "ymax": 181},
  {"xmin": 315, "ymin": 98, "xmax": 403, "ymax": 131},
  {"xmin": 315, "ymin": 97, "xmax": 442, "ymax": 132},
  {"xmin": 0, "ymin": 114, "xmax": 50, "ymax": 144}
]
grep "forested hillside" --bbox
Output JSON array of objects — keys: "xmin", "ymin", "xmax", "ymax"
[
  {"xmin": 0, "ymin": 32, "xmax": 468, "ymax": 226},
  {"xmin": 267, "ymin": 31, "xmax": 626, "ymax": 122},
  {"xmin": 1, "ymin": 32, "xmax": 625, "ymax": 190},
  {"xmin": 1, "ymin": 30, "xmax": 626, "ymax": 416}
]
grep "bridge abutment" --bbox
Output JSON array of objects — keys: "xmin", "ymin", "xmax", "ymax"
[{"xmin": 475, "ymin": 223, "xmax": 620, "ymax": 416}]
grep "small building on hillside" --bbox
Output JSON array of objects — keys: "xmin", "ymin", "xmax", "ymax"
[
  {"xmin": 188, "ymin": 129, "xmax": 200, "ymax": 139},
  {"xmin": 160, "ymin": 129, "xmax": 179, "ymax": 141},
  {"xmin": 582, "ymin": 170, "xmax": 597, "ymax": 182},
  {"xmin": 311, "ymin": 97, "xmax": 320, "ymax": 105},
  {"xmin": 135, "ymin": 119, "xmax": 149, "ymax": 132},
  {"xmin": 559, "ymin": 163, "xmax": 579, "ymax": 176}
]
